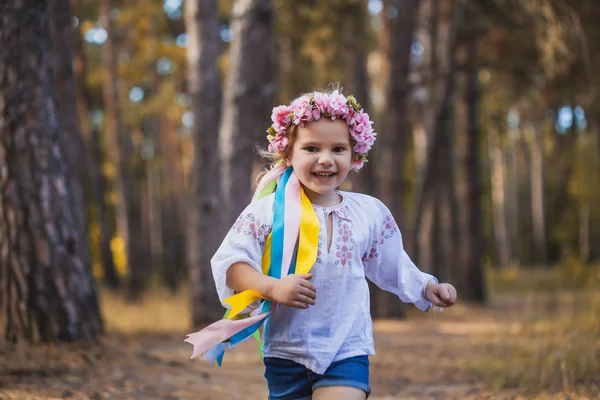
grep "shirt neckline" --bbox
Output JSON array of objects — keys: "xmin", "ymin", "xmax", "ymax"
[{"xmin": 311, "ymin": 191, "xmax": 349, "ymax": 218}]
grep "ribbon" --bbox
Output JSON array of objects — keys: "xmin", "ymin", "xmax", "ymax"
[{"xmin": 184, "ymin": 166, "xmax": 319, "ymax": 365}]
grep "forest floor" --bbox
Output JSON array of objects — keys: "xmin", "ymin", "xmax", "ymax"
[{"xmin": 1, "ymin": 269, "xmax": 599, "ymax": 399}]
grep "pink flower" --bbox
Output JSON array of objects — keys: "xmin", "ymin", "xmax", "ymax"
[
  {"xmin": 351, "ymin": 159, "xmax": 364, "ymax": 170},
  {"xmin": 291, "ymin": 95, "xmax": 310, "ymax": 109},
  {"xmin": 329, "ymin": 92, "xmax": 349, "ymax": 118},
  {"xmin": 344, "ymin": 109, "xmax": 360, "ymax": 125},
  {"xmin": 293, "ymin": 107, "xmax": 315, "ymax": 126},
  {"xmin": 291, "ymin": 96, "xmax": 313, "ymax": 125},
  {"xmin": 291, "ymin": 96, "xmax": 310, "ymax": 121},
  {"xmin": 271, "ymin": 105, "xmax": 292, "ymax": 130},
  {"xmin": 267, "ymin": 91, "xmax": 378, "ymax": 167},
  {"xmin": 353, "ymin": 142, "xmax": 371, "ymax": 154},
  {"xmin": 352, "ymin": 113, "xmax": 372, "ymax": 134},
  {"xmin": 311, "ymin": 107, "xmax": 321, "ymax": 120},
  {"xmin": 313, "ymin": 92, "xmax": 331, "ymax": 114},
  {"xmin": 268, "ymin": 134, "xmax": 289, "ymax": 152}
]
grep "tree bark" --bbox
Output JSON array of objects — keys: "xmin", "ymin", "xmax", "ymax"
[
  {"xmin": 412, "ymin": 66, "xmax": 456, "ymax": 269},
  {"xmin": 185, "ymin": 0, "xmax": 226, "ymax": 325},
  {"xmin": 369, "ymin": 0, "xmax": 421, "ymax": 319},
  {"xmin": 0, "ymin": 0, "xmax": 103, "ymax": 342},
  {"xmin": 71, "ymin": 5, "xmax": 119, "ymax": 288},
  {"xmin": 488, "ymin": 127, "xmax": 511, "ymax": 268},
  {"xmin": 505, "ymin": 132, "xmax": 520, "ymax": 265},
  {"xmin": 219, "ymin": 0, "xmax": 276, "ymax": 226},
  {"xmin": 387, "ymin": 0, "xmax": 420, "ymax": 233},
  {"xmin": 157, "ymin": 116, "xmax": 187, "ymax": 292},
  {"xmin": 370, "ymin": 0, "xmax": 422, "ymax": 319},
  {"xmin": 48, "ymin": 0, "xmax": 87, "ymax": 237},
  {"xmin": 348, "ymin": 46, "xmax": 377, "ymax": 196},
  {"xmin": 579, "ymin": 202, "xmax": 590, "ymax": 263},
  {"xmin": 529, "ymin": 121, "xmax": 547, "ymax": 265},
  {"xmin": 428, "ymin": 74, "xmax": 458, "ymax": 282},
  {"xmin": 411, "ymin": 0, "xmax": 460, "ymax": 261},
  {"xmin": 344, "ymin": 0, "xmax": 376, "ymax": 197},
  {"xmin": 100, "ymin": 0, "xmax": 147, "ymax": 299},
  {"xmin": 455, "ymin": 35, "xmax": 485, "ymax": 302}
]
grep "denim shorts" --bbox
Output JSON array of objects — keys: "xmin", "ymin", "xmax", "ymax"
[{"xmin": 263, "ymin": 355, "xmax": 370, "ymax": 400}]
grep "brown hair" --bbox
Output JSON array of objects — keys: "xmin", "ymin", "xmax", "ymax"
[{"xmin": 256, "ymin": 124, "xmax": 298, "ymax": 182}]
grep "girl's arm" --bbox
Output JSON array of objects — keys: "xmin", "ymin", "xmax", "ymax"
[
  {"xmin": 363, "ymin": 200, "xmax": 440, "ymax": 311},
  {"xmin": 226, "ymin": 262, "xmax": 277, "ymax": 298},
  {"xmin": 363, "ymin": 206, "xmax": 457, "ymax": 309},
  {"xmin": 227, "ymin": 262, "xmax": 316, "ymax": 309}
]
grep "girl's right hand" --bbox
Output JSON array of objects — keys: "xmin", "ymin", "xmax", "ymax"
[{"xmin": 269, "ymin": 274, "xmax": 316, "ymax": 309}]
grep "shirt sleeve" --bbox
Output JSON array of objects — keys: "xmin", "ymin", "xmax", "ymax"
[
  {"xmin": 211, "ymin": 194, "xmax": 274, "ymax": 307},
  {"xmin": 362, "ymin": 199, "xmax": 438, "ymax": 312}
]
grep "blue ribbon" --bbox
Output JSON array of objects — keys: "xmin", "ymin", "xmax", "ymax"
[{"xmin": 214, "ymin": 168, "xmax": 295, "ymax": 356}]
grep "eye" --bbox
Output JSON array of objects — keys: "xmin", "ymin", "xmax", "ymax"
[
  {"xmin": 305, "ymin": 146, "xmax": 318, "ymax": 153},
  {"xmin": 333, "ymin": 147, "xmax": 346, "ymax": 153}
]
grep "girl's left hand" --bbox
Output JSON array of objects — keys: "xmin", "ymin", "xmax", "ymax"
[{"xmin": 424, "ymin": 282, "xmax": 457, "ymax": 308}]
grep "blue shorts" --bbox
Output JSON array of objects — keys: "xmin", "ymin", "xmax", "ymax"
[{"xmin": 263, "ymin": 355, "xmax": 370, "ymax": 400}]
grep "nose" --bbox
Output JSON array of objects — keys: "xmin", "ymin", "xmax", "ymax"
[{"xmin": 318, "ymin": 152, "xmax": 333, "ymax": 166}]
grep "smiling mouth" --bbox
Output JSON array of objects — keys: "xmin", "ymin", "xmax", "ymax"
[{"xmin": 313, "ymin": 172, "xmax": 335, "ymax": 179}]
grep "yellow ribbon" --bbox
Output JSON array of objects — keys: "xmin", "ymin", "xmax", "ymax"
[
  {"xmin": 223, "ymin": 188, "xmax": 319, "ymax": 320},
  {"xmin": 296, "ymin": 189, "xmax": 320, "ymax": 275}
]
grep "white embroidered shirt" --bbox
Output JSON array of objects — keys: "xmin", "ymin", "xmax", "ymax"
[{"xmin": 211, "ymin": 191, "xmax": 437, "ymax": 374}]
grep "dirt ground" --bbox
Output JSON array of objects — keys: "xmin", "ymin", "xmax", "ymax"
[{"xmin": 0, "ymin": 301, "xmax": 598, "ymax": 400}]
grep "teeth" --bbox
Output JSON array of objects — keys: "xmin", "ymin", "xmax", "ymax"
[{"xmin": 315, "ymin": 173, "xmax": 334, "ymax": 178}]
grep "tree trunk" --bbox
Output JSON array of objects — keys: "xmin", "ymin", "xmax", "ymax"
[
  {"xmin": 579, "ymin": 202, "xmax": 590, "ymax": 263},
  {"xmin": 48, "ymin": 0, "xmax": 87, "ymax": 238},
  {"xmin": 411, "ymin": 0, "xmax": 460, "ymax": 259},
  {"xmin": 387, "ymin": 0, "xmax": 420, "ymax": 233},
  {"xmin": 369, "ymin": 0, "xmax": 421, "ymax": 319},
  {"xmin": 429, "ymin": 73, "xmax": 458, "ymax": 282},
  {"xmin": 412, "ymin": 67, "xmax": 455, "ymax": 268},
  {"xmin": 488, "ymin": 127, "xmax": 511, "ymax": 268},
  {"xmin": 348, "ymin": 46, "xmax": 377, "ymax": 196},
  {"xmin": 455, "ymin": 36, "xmax": 485, "ymax": 302},
  {"xmin": 157, "ymin": 116, "xmax": 187, "ymax": 292},
  {"xmin": 344, "ymin": 1, "xmax": 376, "ymax": 197},
  {"xmin": 0, "ymin": 0, "xmax": 103, "ymax": 342},
  {"xmin": 505, "ymin": 133, "xmax": 520, "ymax": 265},
  {"xmin": 219, "ymin": 0, "xmax": 276, "ymax": 225},
  {"xmin": 417, "ymin": 196, "xmax": 435, "ymax": 273},
  {"xmin": 100, "ymin": 0, "xmax": 147, "ymax": 299},
  {"xmin": 529, "ymin": 121, "xmax": 547, "ymax": 265},
  {"xmin": 185, "ymin": 0, "xmax": 226, "ymax": 325},
  {"xmin": 145, "ymin": 148, "xmax": 163, "ymax": 280},
  {"xmin": 371, "ymin": 0, "xmax": 422, "ymax": 319},
  {"xmin": 71, "ymin": 7, "xmax": 119, "ymax": 288}
]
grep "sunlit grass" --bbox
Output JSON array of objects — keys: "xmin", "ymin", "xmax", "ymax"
[
  {"xmin": 475, "ymin": 264, "xmax": 600, "ymax": 396},
  {"xmin": 99, "ymin": 286, "xmax": 190, "ymax": 333},
  {"xmin": 487, "ymin": 259, "xmax": 600, "ymax": 294}
]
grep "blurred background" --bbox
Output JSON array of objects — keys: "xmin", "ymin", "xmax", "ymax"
[{"xmin": 1, "ymin": 0, "xmax": 599, "ymax": 398}]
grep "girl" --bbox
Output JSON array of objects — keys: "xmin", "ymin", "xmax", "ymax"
[{"xmin": 185, "ymin": 89, "xmax": 457, "ymax": 400}]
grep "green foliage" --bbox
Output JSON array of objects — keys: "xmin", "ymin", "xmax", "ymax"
[{"xmin": 275, "ymin": 0, "xmax": 373, "ymax": 101}]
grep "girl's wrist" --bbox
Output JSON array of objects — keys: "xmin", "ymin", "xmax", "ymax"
[
  {"xmin": 259, "ymin": 275, "xmax": 278, "ymax": 301},
  {"xmin": 424, "ymin": 279, "xmax": 435, "ymax": 301}
]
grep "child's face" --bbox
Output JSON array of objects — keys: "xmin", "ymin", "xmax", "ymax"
[{"xmin": 285, "ymin": 118, "xmax": 352, "ymax": 206}]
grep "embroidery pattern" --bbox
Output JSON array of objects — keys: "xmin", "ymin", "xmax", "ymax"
[
  {"xmin": 333, "ymin": 219, "xmax": 355, "ymax": 267},
  {"xmin": 232, "ymin": 213, "xmax": 271, "ymax": 247},
  {"xmin": 362, "ymin": 213, "xmax": 398, "ymax": 262},
  {"xmin": 316, "ymin": 232, "xmax": 324, "ymax": 265}
]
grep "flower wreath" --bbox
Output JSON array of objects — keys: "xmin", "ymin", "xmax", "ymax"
[{"xmin": 266, "ymin": 90, "xmax": 377, "ymax": 170}]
